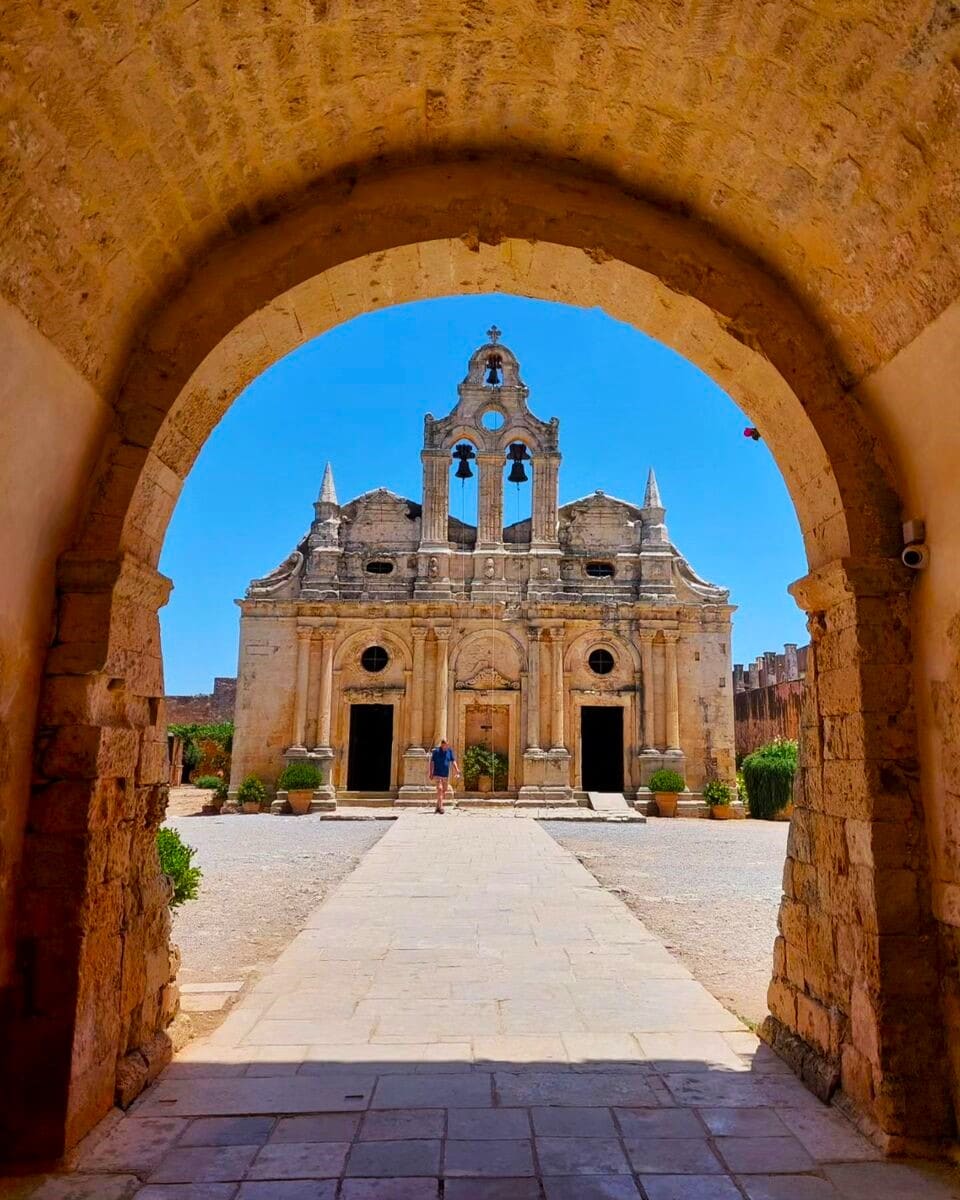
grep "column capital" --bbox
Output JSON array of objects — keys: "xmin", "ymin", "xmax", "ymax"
[
  {"xmin": 316, "ymin": 627, "xmax": 336, "ymax": 645},
  {"xmin": 296, "ymin": 624, "xmax": 314, "ymax": 642},
  {"xmin": 411, "ymin": 626, "xmax": 429, "ymax": 642},
  {"xmin": 433, "ymin": 626, "xmax": 452, "ymax": 643},
  {"xmin": 639, "ymin": 630, "xmax": 656, "ymax": 645},
  {"xmin": 662, "ymin": 630, "xmax": 680, "ymax": 644},
  {"xmin": 788, "ymin": 556, "xmax": 909, "ymax": 614},
  {"xmin": 547, "ymin": 626, "xmax": 565, "ymax": 643}
]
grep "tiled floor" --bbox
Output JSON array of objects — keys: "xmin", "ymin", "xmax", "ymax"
[{"xmin": 3, "ymin": 816, "xmax": 958, "ymax": 1199}]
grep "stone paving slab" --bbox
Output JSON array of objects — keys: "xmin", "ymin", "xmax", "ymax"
[{"xmin": 4, "ymin": 815, "xmax": 958, "ymax": 1199}]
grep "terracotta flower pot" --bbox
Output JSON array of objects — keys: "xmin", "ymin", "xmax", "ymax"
[
  {"xmin": 710, "ymin": 803, "xmax": 736, "ymax": 820},
  {"xmin": 287, "ymin": 789, "xmax": 313, "ymax": 815},
  {"xmin": 655, "ymin": 791, "xmax": 678, "ymax": 817},
  {"xmin": 478, "ymin": 774, "xmax": 492, "ymax": 793},
  {"xmin": 241, "ymin": 800, "xmax": 260, "ymax": 814}
]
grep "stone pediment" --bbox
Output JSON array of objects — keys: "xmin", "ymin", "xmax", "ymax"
[{"xmin": 457, "ymin": 668, "xmax": 519, "ymax": 691}]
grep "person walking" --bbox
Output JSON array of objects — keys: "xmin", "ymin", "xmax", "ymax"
[{"xmin": 428, "ymin": 739, "xmax": 461, "ymax": 814}]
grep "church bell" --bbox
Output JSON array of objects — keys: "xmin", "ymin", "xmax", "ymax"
[
  {"xmin": 452, "ymin": 442, "xmax": 476, "ymax": 479},
  {"xmin": 506, "ymin": 441, "xmax": 530, "ymax": 484}
]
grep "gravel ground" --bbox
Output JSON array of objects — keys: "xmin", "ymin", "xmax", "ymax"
[
  {"xmin": 542, "ymin": 818, "xmax": 789, "ymax": 1027},
  {"xmin": 165, "ymin": 814, "xmax": 388, "ymax": 988}
]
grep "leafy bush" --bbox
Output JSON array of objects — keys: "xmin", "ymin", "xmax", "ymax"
[
  {"xmin": 703, "ymin": 778, "xmax": 732, "ymax": 806},
  {"xmin": 741, "ymin": 739, "xmax": 797, "ymax": 819},
  {"xmin": 462, "ymin": 745, "xmax": 508, "ymax": 788},
  {"xmin": 648, "ymin": 768, "xmax": 685, "ymax": 793},
  {"xmin": 157, "ymin": 827, "xmax": 202, "ymax": 907},
  {"xmin": 278, "ymin": 761, "xmax": 322, "ymax": 791},
  {"xmin": 194, "ymin": 775, "xmax": 221, "ymax": 789},
  {"xmin": 169, "ymin": 722, "xmax": 234, "ymax": 781},
  {"xmin": 237, "ymin": 774, "xmax": 266, "ymax": 809},
  {"xmin": 214, "ymin": 779, "xmax": 229, "ymax": 803}
]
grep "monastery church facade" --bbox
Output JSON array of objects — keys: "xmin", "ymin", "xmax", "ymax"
[{"xmin": 229, "ymin": 332, "xmax": 736, "ymax": 809}]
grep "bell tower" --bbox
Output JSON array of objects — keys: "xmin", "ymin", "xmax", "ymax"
[{"xmin": 416, "ymin": 329, "xmax": 562, "ymax": 600}]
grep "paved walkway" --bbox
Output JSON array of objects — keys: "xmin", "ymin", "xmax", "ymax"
[{"xmin": 7, "ymin": 817, "xmax": 958, "ymax": 1199}]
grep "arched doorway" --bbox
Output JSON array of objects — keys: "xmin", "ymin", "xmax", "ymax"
[{"xmin": 7, "ymin": 160, "xmax": 950, "ymax": 1160}]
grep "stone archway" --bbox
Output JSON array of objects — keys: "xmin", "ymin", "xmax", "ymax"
[{"xmin": 9, "ymin": 160, "xmax": 951, "ymax": 1161}]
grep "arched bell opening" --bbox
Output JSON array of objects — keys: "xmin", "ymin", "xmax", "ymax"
[{"xmin": 503, "ymin": 439, "xmax": 534, "ymax": 544}]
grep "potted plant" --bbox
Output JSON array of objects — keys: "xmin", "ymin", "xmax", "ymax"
[
  {"xmin": 277, "ymin": 760, "xmax": 322, "ymax": 815},
  {"xmin": 741, "ymin": 739, "xmax": 797, "ymax": 821},
  {"xmin": 648, "ymin": 768, "xmax": 685, "ymax": 817},
  {"xmin": 463, "ymin": 744, "xmax": 492, "ymax": 792},
  {"xmin": 703, "ymin": 778, "xmax": 736, "ymax": 819},
  {"xmin": 202, "ymin": 778, "xmax": 228, "ymax": 815},
  {"xmin": 236, "ymin": 774, "xmax": 266, "ymax": 814},
  {"xmin": 491, "ymin": 750, "xmax": 508, "ymax": 791}
]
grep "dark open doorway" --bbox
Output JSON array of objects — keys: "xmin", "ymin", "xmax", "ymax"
[
  {"xmin": 347, "ymin": 703, "xmax": 393, "ymax": 790},
  {"xmin": 580, "ymin": 705, "xmax": 624, "ymax": 792}
]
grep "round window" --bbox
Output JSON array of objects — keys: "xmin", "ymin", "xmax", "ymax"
[
  {"xmin": 588, "ymin": 648, "xmax": 615, "ymax": 676},
  {"xmin": 481, "ymin": 409, "xmax": 505, "ymax": 430},
  {"xmin": 361, "ymin": 645, "xmax": 390, "ymax": 673}
]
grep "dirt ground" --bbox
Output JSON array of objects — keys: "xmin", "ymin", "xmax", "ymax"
[{"xmin": 543, "ymin": 818, "xmax": 789, "ymax": 1026}]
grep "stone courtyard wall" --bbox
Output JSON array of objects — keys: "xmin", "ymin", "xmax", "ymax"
[{"xmin": 165, "ymin": 676, "xmax": 236, "ymax": 725}]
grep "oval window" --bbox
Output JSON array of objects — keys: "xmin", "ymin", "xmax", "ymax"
[
  {"xmin": 588, "ymin": 648, "xmax": 615, "ymax": 675},
  {"xmin": 361, "ymin": 645, "xmax": 390, "ymax": 673},
  {"xmin": 585, "ymin": 561, "xmax": 615, "ymax": 578},
  {"xmin": 365, "ymin": 560, "xmax": 394, "ymax": 575},
  {"xmin": 481, "ymin": 409, "xmax": 505, "ymax": 430}
]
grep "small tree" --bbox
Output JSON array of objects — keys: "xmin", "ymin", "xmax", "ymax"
[
  {"xmin": 741, "ymin": 739, "xmax": 797, "ymax": 819},
  {"xmin": 278, "ymin": 761, "xmax": 323, "ymax": 791},
  {"xmin": 702, "ymin": 778, "xmax": 732, "ymax": 806},
  {"xmin": 157, "ymin": 827, "xmax": 202, "ymax": 907},
  {"xmin": 237, "ymin": 774, "xmax": 267, "ymax": 810},
  {"xmin": 648, "ymin": 768, "xmax": 685, "ymax": 793}
]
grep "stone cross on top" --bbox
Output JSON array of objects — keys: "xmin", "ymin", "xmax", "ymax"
[{"xmin": 487, "ymin": 324, "xmax": 502, "ymax": 344}]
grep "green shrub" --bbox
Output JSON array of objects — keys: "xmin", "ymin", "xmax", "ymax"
[
  {"xmin": 214, "ymin": 779, "xmax": 229, "ymax": 802},
  {"xmin": 462, "ymin": 745, "xmax": 508, "ymax": 788},
  {"xmin": 157, "ymin": 827, "xmax": 202, "ymax": 907},
  {"xmin": 170, "ymin": 721, "xmax": 234, "ymax": 781},
  {"xmin": 194, "ymin": 774, "xmax": 221, "ymax": 789},
  {"xmin": 702, "ymin": 778, "xmax": 732, "ymax": 806},
  {"xmin": 278, "ymin": 761, "xmax": 322, "ymax": 791},
  {"xmin": 648, "ymin": 768, "xmax": 685, "ymax": 793},
  {"xmin": 741, "ymin": 739, "xmax": 797, "ymax": 819},
  {"xmin": 237, "ymin": 774, "xmax": 266, "ymax": 809}
]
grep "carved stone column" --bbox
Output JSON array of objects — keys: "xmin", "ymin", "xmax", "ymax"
[
  {"xmin": 291, "ymin": 625, "xmax": 312, "ymax": 750},
  {"xmin": 400, "ymin": 626, "xmax": 433, "ymax": 801},
  {"xmin": 526, "ymin": 627, "xmax": 541, "ymax": 750},
  {"xmin": 410, "ymin": 625, "xmax": 428, "ymax": 749},
  {"xmin": 433, "ymin": 627, "xmax": 451, "ymax": 745},
  {"xmin": 476, "ymin": 452, "xmax": 505, "ymax": 547},
  {"xmin": 549, "ymin": 626, "xmax": 566, "ymax": 751},
  {"xmin": 531, "ymin": 451, "xmax": 561, "ymax": 546},
  {"xmin": 640, "ymin": 633, "xmax": 656, "ymax": 751},
  {"xmin": 419, "ymin": 449, "xmax": 450, "ymax": 546},
  {"xmin": 663, "ymin": 631, "xmax": 681, "ymax": 754},
  {"xmin": 315, "ymin": 630, "xmax": 335, "ymax": 749}
]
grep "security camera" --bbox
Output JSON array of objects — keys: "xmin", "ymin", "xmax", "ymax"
[
  {"xmin": 901, "ymin": 519, "xmax": 928, "ymax": 570},
  {"xmin": 902, "ymin": 542, "xmax": 928, "ymax": 570}
]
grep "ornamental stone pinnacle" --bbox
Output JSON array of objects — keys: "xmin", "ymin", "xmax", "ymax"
[{"xmin": 318, "ymin": 462, "xmax": 338, "ymax": 504}]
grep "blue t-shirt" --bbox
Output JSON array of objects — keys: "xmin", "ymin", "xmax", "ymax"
[{"xmin": 430, "ymin": 746, "xmax": 455, "ymax": 776}]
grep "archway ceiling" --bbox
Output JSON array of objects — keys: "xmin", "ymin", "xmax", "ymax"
[{"xmin": 2, "ymin": 2, "xmax": 958, "ymax": 393}]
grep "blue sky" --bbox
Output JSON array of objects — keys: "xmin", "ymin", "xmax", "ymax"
[{"xmin": 159, "ymin": 295, "xmax": 807, "ymax": 695}]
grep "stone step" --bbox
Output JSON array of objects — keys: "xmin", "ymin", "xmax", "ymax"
[{"xmin": 587, "ymin": 791, "xmax": 633, "ymax": 813}]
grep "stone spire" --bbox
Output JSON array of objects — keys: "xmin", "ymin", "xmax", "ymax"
[
  {"xmin": 318, "ymin": 461, "xmax": 338, "ymax": 505},
  {"xmin": 643, "ymin": 467, "xmax": 662, "ymax": 510},
  {"xmin": 640, "ymin": 465, "xmax": 669, "ymax": 547}
]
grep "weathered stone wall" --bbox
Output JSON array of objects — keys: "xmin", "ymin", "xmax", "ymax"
[
  {"xmin": 0, "ymin": 43, "xmax": 955, "ymax": 1153},
  {"xmin": 735, "ymin": 681, "xmax": 804, "ymax": 758},
  {"xmin": 165, "ymin": 677, "xmax": 236, "ymax": 725}
]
